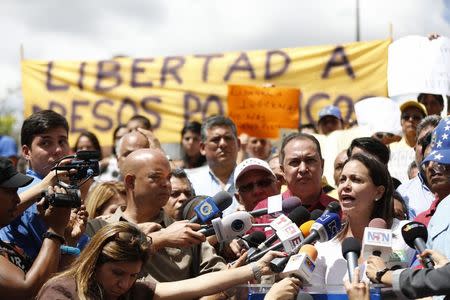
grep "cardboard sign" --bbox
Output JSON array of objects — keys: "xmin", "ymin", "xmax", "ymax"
[
  {"xmin": 388, "ymin": 35, "xmax": 450, "ymax": 97},
  {"xmin": 227, "ymin": 84, "xmax": 300, "ymax": 138}
]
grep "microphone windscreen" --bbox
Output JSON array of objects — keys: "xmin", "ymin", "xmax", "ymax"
[
  {"xmin": 300, "ymin": 220, "xmax": 314, "ymax": 237},
  {"xmin": 326, "ymin": 201, "xmax": 341, "ymax": 214},
  {"xmin": 288, "ymin": 206, "xmax": 311, "ymax": 226},
  {"xmin": 368, "ymin": 218, "xmax": 387, "ymax": 229},
  {"xmin": 401, "ymin": 221, "xmax": 428, "ymax": 249},
  {"xmin": 342, "ymin": 237, "xmax": 361, "ymax": 258},
  {"xmin": 213, "ymin": 191, "xmax": 233, "ymax": 211},
  {"xmin": 281, "ymin": 196, "xmax": 302, "ymax": 213},
  {"xmin": 182, "ymin": 196, "xmax": 208, "ymax": 220},
  {"xmin": 310, "ymin": 209, "xmax": 323, "ymax": 220},
  {"xmin": 248, "ymin": 231, "xmax": 266, "ymax": 246},
  {"xmin": 299, "ymin": 244, "xmax": 318, "ymax": 261}
]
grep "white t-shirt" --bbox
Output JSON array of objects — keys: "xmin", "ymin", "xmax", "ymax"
[{"xmin": 310, "ymin": 219, "xmax": 416, "ymax": 286}]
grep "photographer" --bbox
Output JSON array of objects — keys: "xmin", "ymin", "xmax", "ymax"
[
  {"xmin": 0, "ymin": 157, "xmax": 72, "ymax": 298},
  {"xmin": 0, "ymin": 110, "xmax": 89, "ymax": 262}
]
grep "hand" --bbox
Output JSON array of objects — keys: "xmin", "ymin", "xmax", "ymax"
[
  {"xmin": 229, "ymin": 251, "xmax": 248, "ymax": 269},
  {"xmin": 37, "ymin": 186, "xmax": 71, "ymax": 236},
  {"xmin": 256, "ymin": 250, "xmax": 288, "ymax": 276},
  {"xmin": 64, "ymin": 205, "xmax": 89, "ymax": 246},
  {"xmin": 264, "ymin": 277, "xmax": 301, "ymax": 300},
  {"xmin": 227, "ymin": 238, "xmax": 246, "ymax": 258},
  {"xmin": 366, "ymin": 255, "xmax": 387, "ymax": 282},
  {"xmin": 420, "ymin": 249, "xmax": 450, "ymax": 268},
  {"xmin": 151, "ymin": 220, "xmax": 206, "ymax": 249},
  {"xmin": 344, "ymin": 267, "xmax": 370, "ymax": 300},
  {"xmin": 137, "ymin": 222, "xmax": 163, "ymax": 236}
]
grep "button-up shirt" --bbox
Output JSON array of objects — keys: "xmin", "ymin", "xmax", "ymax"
[{"xmin": 397, "ymin": 172, "xmax": 435, "ymax": 219}]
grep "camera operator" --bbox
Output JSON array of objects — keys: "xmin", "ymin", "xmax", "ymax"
[
  {"xmin": 0, "ymin": 157, "xmax": 72, "ymax": 298},
  {"xmin": 0, "ymin": 110, "xmax": 89, "ymax": 263}
]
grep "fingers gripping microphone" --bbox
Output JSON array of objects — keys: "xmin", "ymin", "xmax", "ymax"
[
  {"xmin": 401, "ymin": 221, "xmax": 434, "ymax": 269},
  {"xmin": 342, "ymin": 237, "xmax": 362, "ymax": 283},
  {"xmin": 249, "ymin": 196, "xmax": 302, "ymax": 218},
  {"xmin": 189, "ymin": 191, "xmax": 232, "ymax": 223}
]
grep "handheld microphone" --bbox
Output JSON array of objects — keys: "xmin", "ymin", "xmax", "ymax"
[
  {"xmin": 362, "ymin": 218, "xmax": 392, "ymax": 261},
  {"xmin": 269, "ymin": 212, "xmax": 341, "ymax": 272},
  {"xmin": 189, "ymin": 191, "xmax": 232, "ymax": 224},
  {"xmin": 310, "ymin": 209, "xmax": 323, "ymax": 220},
  {"xmin": 281, "ymin": 244, "xmax": 318, "ymax": 283},
  {"xmin": 200, "ymin": 211, "xmax": 253, "ymax": 242},
  {"xmin": 249, "ymin": 196, "xmax": 301, "ymax": 217},
  {"xmin": 342, "ymin": 237, "xmax": 361, "ymax": 283},
  {"xmin": 401, "ymin": 221, "xmax": 434, "ymax": 268},
  {"xmin": 323, "ymin": 201, "xmax": 341, "ymax": 215},
  {"xmin": 248, "ymin": 206, "xmax": 311, "ymax": 259}
]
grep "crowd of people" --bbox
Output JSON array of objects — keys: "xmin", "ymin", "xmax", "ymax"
[{"xmin": 0, "ymin": 90, "xmax": 449, "ymax": 299}]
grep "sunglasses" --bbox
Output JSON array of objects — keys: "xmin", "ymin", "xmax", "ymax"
[
  {"xmin": 237, "ymin": 178, "xmax": 275, "ymax": 193},
  {"xmin": 423, "ymin": 161, "xmax": 450, "ymax": 173},
  {"xmin": 401, "ymin": 113, "xmax": 423, "ymax": 122},
  {"xmin": 374, "ymin": 132, "xmax": 395, "ymax": 140}
]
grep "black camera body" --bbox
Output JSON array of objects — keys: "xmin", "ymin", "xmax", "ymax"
[{"xmin": 44, "ymin": 151, "xmax": 100, "ymax": 208}]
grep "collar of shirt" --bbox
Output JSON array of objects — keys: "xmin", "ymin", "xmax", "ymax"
[
  {"xmin": 282, "ymin": 188, "xmax": 336, "ymax": 211},
  {"xmin": 207, "ymin": 167, "xmax": 235, "ymax": 193},
  {"xmin": 26, "ymin": 169, "xmax": 43, "ymax": 180}
]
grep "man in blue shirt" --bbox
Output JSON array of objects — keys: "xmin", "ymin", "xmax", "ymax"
[{"xmin": 0, "ymin": 110, "xmax": 87, "ymax": 260}]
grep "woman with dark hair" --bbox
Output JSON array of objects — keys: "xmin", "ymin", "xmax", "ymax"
[
  {"xmin": 311, "ymin": 153, "xmax": 415, "ymax": 285},
  {"xmin": 180, "ymin": 121, "xmax": 206, "ymax": 169},
  {"xmin": 38, "ymin": 222, "xmax": 286, "ymax": 300},
  {"xmin": 73, "ymin": 131, "xmax": 103, "ymax": 159}
]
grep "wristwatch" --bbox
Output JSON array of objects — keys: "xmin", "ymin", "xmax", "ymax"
[
  {"xmin": 375, "ymin": 267, "xmax": 390, "ymax": 283},
  {"xmin": 251, "ymin": 263, "xmax": 262, "ymax": 282},
  {"xmin": 42, "ymin": 231, "xmax": 65, "ymax": 245}
]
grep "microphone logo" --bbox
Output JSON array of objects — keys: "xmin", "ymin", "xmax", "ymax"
[
  {"xmin": 367, "ymin": 231, "xmax": 391, "ymax": 244},
  {"xmin": 200, "ymin": 202, "xmax": 213, "ymax": 216}
]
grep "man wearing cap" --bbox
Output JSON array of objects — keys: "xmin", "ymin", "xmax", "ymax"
[
  {"xmin": 234, "ymin": 158, "xmax": 280, "ymax": 212},
  {"xmin": 0, "ymin": 135, "xmax": 18, "ymax": 166},
  {"xmin": 388, "ymin": 100, "xmax": 427, "ymax": 183},
  {"xmin": 415, "ymin": 117, "xmax": 450, "ymax": 259},
  {"xmin": 0, "ymin": 157, "xmax": 72, "ymax": 298},
  {"xmin": 317, "ymin": 105, "xmax": 344, "ymax": 135}
]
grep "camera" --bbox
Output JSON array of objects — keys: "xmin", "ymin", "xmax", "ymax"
[{"xmin": 44, "ymin": 150, "xmax": 100, "ymax": 208}]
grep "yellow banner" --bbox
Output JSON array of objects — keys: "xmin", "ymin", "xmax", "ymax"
[{"xmin": 21, "ymin": 39, "xmax": 390, "ymax": 145}]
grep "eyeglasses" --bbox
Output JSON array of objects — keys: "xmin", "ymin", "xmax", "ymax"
[
  {"xmin": 237, "ymin": 178, "xmax": 275, "ymax": 193},
  {"xmin": 401, "ymin": 113, "xmax": 423, "ymax": 122},
  {"xmin": 423, "ymin": 161, "xmax": 450, "ymax": 173}
]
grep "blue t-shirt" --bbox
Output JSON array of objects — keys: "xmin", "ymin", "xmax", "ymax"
[{"xmin": 0, "ymin": 169, "xmax": 89, "ymax": 260}]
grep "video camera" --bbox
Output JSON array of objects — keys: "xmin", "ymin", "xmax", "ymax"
[{"xmin": 43, "ymin": 150, "xmax": 100, "ymax": 208}]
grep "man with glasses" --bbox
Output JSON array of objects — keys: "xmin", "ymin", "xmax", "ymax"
[
  {"xmin": 397, "ymin": 115, "xmax": 441, "ymax": 219},
  {"xmin": 388, "ymin": 100, "xmax": 427, "ymax": 183},
  {"xmin": 234, "ymin": 158, "xmax": 279, "ymax": 212},
  {"xmin": 418, "ymin": 116, "xmax": 450, "ymax": 259},
  {"xmin": 186, "ymin": 115, "xmax": 240, "ymax": 215}
]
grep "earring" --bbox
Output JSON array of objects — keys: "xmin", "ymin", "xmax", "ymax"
[{"xmin": 374, "ymin": 197, "xmax": 379, "ymax": 202}]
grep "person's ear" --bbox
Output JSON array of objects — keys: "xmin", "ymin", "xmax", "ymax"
[
  {"xmin": 200, "ymin": 142, "xmax": 206, "ymax": 156},
  {"xmin": 124, "ymin": 174, "xmax": 136, "ymax": 190},
  {"xmin": 374, "ymin": 186, "xmax": 386, "ymax": 202},
  {"xmin": 22, "ymin": 144, "xmax": 32, "ymax": 160}
]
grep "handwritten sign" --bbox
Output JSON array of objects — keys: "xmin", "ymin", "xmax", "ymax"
[
  {"xmin": 388, "ymin": 35, "xmax": 450, "ymax": 97},
  {"xmin": 227, "ymin": 84, "xmax": 300, "ymax": 138}
]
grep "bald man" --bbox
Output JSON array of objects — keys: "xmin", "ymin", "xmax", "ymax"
[
  {"xmin": 87, "ymin": 148, "xmax": 226, "ymax": 282},
  {"xmin": 117, "ymin": 131, "xmax": 150, "ymax": 171}
]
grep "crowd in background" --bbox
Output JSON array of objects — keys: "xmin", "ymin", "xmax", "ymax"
[{"xmin": 0, "ymin": 90, "xmax": 449, "ymax": 300}]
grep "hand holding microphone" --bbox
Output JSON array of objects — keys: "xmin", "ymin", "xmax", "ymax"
[
  {"xmin": 401, "ymin": 221, "xmax": 434, "ymax": 269},
  {"xmin": 189, "ymin": 191, "xmax": 232, "ymax": 224},
  {"xmin": 281, "ymin": 244, "xmax": 318, "ymax": 284}
]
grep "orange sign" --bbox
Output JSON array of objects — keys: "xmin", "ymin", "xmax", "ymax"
[{"xmin": 227, "ymin": 84, "xmax": 300, "ymax": 138}]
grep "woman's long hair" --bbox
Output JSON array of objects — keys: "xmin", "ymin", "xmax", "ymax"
[
  {"xmin": 337, "ymin": 153, "xmax": 394, "ymax": 240},
  {"xmin": 85, "ymin": 181, "xmax": 126, "ymax": 219},
  {"xmin": 43, "ymin": 222, "xmax": 149, "ymax": 300}
]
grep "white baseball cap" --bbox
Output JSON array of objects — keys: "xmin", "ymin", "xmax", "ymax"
[{"xmin": 234, "ymin": 158, "xmax": 276, "ymax": 186}]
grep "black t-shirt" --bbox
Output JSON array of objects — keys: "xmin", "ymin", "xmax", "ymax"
[{"xmin": 0, "ymin": 239, "xmax": 33, "ymax": 272}]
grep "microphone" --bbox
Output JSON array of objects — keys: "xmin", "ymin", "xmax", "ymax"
[
  {"xmin": 200, "ymin": 211, "xmax": 253, "ymax": 242},
  {"xmin": 310, "ymin": 209, "xmax": 323, "ymax": 220},
  {"xmin": 189, "ymin": 191, "xmax": 232, "ymax": 223},
  {"xmin": 248, "ymin": 206, "xmax": 311, "ymax": 259},
  {"xmin": 249, "ymin": 196, "xmax": 301, "ymax": 217},
  {"xmin": 269, "ymin": 212, "xmax": 341, "ymax": 272},
  {"xmin": 323, "ymin": 201, "xmax": 341, "ymax": 215},
  {"xmin": 281, "ymin": 244, "xmax": 318, "ymax": 283},
  {"xmin": 401, "ymin": 221, "xmax": 434, "ymax": 269},
  {"xmin": 361, "ymin": 218, "xmax": 392, "ymax": 261},
  {"xmin": 342, "ymin": 237, "xmax": 361, "ymax": 283},
  {"xmin": 238, "ymin": 231, "xmax": 267, "ymax": 250}
]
